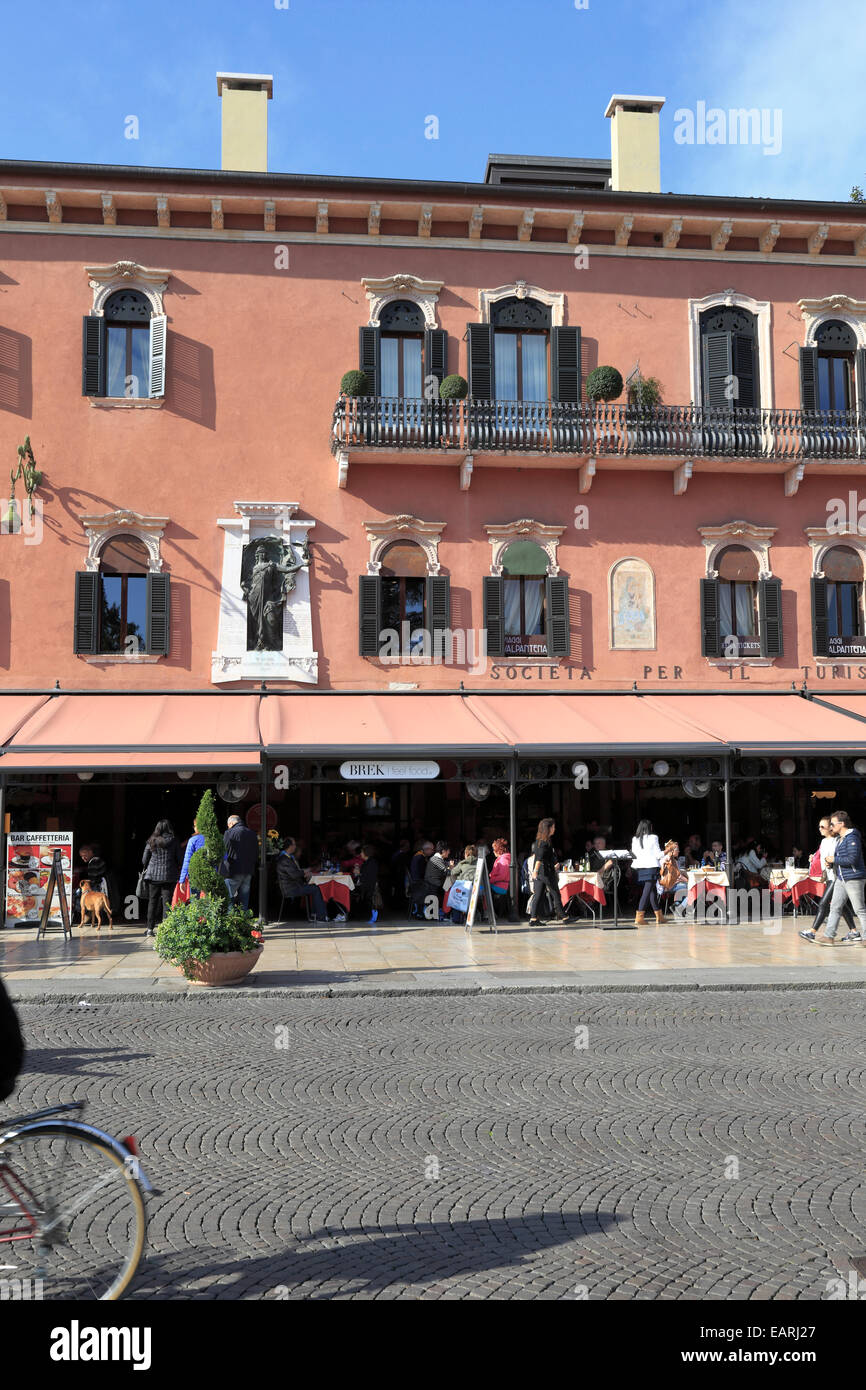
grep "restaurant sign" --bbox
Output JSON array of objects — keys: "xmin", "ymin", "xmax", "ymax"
[{"xmin": 340, "ymin": 761, "xmax": 440, "ymax": 780}]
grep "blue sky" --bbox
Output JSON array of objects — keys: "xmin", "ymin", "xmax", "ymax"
[{"xmin": 2, "ymin": 0, "xmax": 864, "ymax": 203}]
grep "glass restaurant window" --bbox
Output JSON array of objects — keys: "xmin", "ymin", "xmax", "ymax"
[
  {"xmin": 717, "ymin": 545, "xmax": 760, "ymax": 655},
  {"xmin": 824, "ymin": 545, "xmax": 864, "ymax": 651},
  {"xmin": 380, "ymin": 541, "xmax": 427, "ymax": 655},
  {"xmin": 502, "ymin": 540, "xmax": 548, "ymax": 657},
  {"xmin": 104, "ymin": 289, "xmax": 151, "ymax": 398},
  {"xmin": 98, "ymin": 535, "xmax": 148, "ymax": 653}
]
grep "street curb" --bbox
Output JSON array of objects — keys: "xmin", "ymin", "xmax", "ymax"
[{"xmin": 8, "ymin": 977, "xmax": 866, "ymax": 1004}]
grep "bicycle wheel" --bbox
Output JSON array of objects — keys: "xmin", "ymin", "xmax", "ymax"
[{"xmin": 0, "ymin": 1122, "xmax": 146, "ymax": 1300}]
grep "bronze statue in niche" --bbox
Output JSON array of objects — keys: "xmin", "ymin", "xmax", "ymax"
[{"xmin": 241, "ymin": 536, "xmax": 310, "ymax": 651}]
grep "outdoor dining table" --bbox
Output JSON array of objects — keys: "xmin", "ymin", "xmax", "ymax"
[
  {"xmin": 308, "ymin": 873, "xmax": 355, "ymax": 913},
  {"xmin": 686, "ymin": 868, "xmax": 729, "ymax": 913},
  {"xmin": 558, "ymin": 870, "xmax": 607, "ymax": 912},
  {"xmin": 768, "ymin": 867, "xmax": 824, "ymax": 909}
]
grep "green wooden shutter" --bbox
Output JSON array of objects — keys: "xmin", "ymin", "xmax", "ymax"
[
  {"xmin": 732, "ymin": 332, "xmax": 758, "ymax": 408},
  {"xmin": 701, "ymin": 331, "xmax": 733, "ymax": 409},
  {"xmin": 551, "ymin": 327, "xmax": 582, "ymax": 403},
  {"xmin": 758, "ymin": 577, "xmax": 783, "ymax": 658},
  {"xmin": 81, "ymin": 315, "xmax": 106, "ymax": 397},
  {"xmin": 359, "ymin": 327, "xmax": 380, "ymax": 396},
  {"xmin": 426, "ymin": 575, "xmax": 450, "ymax": 644},
  {"xmin": 799, "ymin": 346, "xmax": 819, "ymax": 411},
  {"xmin": 700, "ymin": 578, "xmax": 721, "ymax": 657},
  {"xmin": 359, "ymin": 576, "xmax": 381, "ymax": 656},
  {"xmin": 149, "ymin": 314, "xmax": 167, "ymax": 398},
  {"xmin": 855, "ymin": 348, "xmax": 866, "ymax": 414},
  {"xmin": 467, "ymin": 324, "xmax": 495, "ymax": 399},
  {"xmin": 483, "ymin": 576, "xmax": 504, "ymax": 657},
  {"xmin": 73, "ymin": 571, "xmax": 99, "ymax": 653},
  {"xmin": 811, "ymin": 576, "xmax": 829, "ymax": 657},
  {"xmin": 545, "ymin": 575, "xmax": 571, "ymax": 656},
  {"xmin": 146, "ymin": 573, "xmax": 171, "ymax": 655},
  {"xmin": 425, "ymin": 329, "xmax": 447, "ymax": 393}
]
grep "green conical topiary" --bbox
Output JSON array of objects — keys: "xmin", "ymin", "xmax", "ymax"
[{"xmin": 188, "ymin": 788, "xmax": 228, "ymax": 901}]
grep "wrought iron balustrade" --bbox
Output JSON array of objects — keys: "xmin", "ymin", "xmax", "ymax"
[{"xmin": 330, "ymin": 397, "xmax": 866, "ymax": 462}]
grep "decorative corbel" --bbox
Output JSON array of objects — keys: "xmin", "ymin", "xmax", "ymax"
[
  {"xmin": 578, "ymin": 460, "xmax": 596, "ymax": 494},
  {"xmin": 459, "ymin": 456, "xmax": 474, "ymax": 491},
  {"xmin": 711, "ymin": 220, "xmax": 733, "ymax": 252},
  {"xmin": 808, "ymin": 223, "xmax": 829, "ymax": 256},
  {"xmin": 784, "ymin": 463, "xmax": 805, "ymax": 497},
  {"xmin": 264, "ymin": 200, "xmax": 276, "ymax": 232},
  {"xmin": 673, "ymin": 461, "xmax": 693, "ymax": 495},
  {"xmin": 419, "ymin": 204, "xmax": 432, "ymax": 238},
  {"xmin": 156, "ymin": 195, "xmax": 170, "ymax": 229},
  {"xmin": 662, "ymin": 217, "xmax": 682, "ymax": 249},
  {"xmin": 615, "ymin": 214, "xmax": 634, "ymax": 247},
  {"xmin": 101, "ymin": 193, "xmax": 116, "ymax": 226},
  {"xmin": 368, "ymin": 203, "xmax": 381, "ymax": 236},
  {"xmin": 336, "ymin": 448, "xmax": 349, "ymax": 490},
  {"xmin": 518, "ymin": 209, "xmax": 535, "ymax": 242},
  {"xmin": 316, "ymin": 202, "xmax": 329, "ymax": 234},
  {"xmin": 210, "ymin": 199, "xmax": 223, "ymax": 231},
  {"xmin": 759, "ymin": 222, "xmax": 780, "ymax": 254},
  {"xmin": 567, "ymin": 212, "xmax": 585, "ymax": 244},
  {"xmin": 45, "ymin": 191, "xmax": 62, "ymax": 224},
  {"xmin": 468, "ymin": 206, "xmax": 484, "ymax": 239}
]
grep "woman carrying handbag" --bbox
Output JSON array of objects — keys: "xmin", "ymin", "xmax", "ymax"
[
  {"xmin": 527, "ymin": 818, "xmax": 567, "ymax": 926},
  {"xmin": 631, "ymin": 818, "xmax": 664, "ymax": 925}
]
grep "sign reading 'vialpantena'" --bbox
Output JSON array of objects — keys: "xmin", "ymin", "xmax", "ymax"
[{"xmin": 339, "ymin": 761, "xmax": 440, "ymax": 780}]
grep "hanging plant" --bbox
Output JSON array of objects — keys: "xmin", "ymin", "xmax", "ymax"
[
  {"xmin": 628, "ymin": 375, "xmax": 663, "ymax": 409},
  {"xmin": 585, "ymin": 366, "xmax": 624, "ymax": 403},
  {"xmin": 9, "ymin": 436, "xmax": 42, "ymax": 523}
]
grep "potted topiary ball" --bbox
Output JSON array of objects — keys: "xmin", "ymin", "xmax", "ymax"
[
  {"xmin": 340, "ymin": 369, "xmax": 370, "ymax": 397},
  {"xmin": 439, "ymin": 374, "xmax": 468, "ymax": 401},
  {"xmin": 585, "ymin": 366, "xmax": 624, "ymax": 403}
]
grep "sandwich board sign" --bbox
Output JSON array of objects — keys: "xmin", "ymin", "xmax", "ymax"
[
  {"xmin": 5, "ymin": 831, "xmax": 73, "ymax": 935},
  {"xmin": 465, "ymin": 854, "xmax": 497, "ymax": 935}
]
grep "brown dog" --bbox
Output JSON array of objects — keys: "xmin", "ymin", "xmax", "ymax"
[{"xmin": 79, "ymin": 880, "xmax": 113, "ymax": 931}]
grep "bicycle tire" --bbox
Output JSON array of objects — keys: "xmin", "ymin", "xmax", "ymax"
[{"xmin": 0, "ymin": 1121, "xmax": 146, "ymax": 1301}]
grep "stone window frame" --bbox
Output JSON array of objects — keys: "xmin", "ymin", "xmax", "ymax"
[
  {"xmin": 805, "ymin": 525, "xmax": 866, "ymax": 663},
  {"xmin": 799, "ymin": 293, "xmax": 866, "ymax": 351},
  {"xmin": 484, "ymin": 519, "xmax": 564, "ymax": 577},
  {"xmin": 84, "ymin": 259, "xmax": 171, "ymax": 409},
  {"xmin": 77, "ymin": 510, "xmax": 169, "ymax": 665},
  {"xmin": 699, "ymin": 519, "xmax": 777, "ymax": 667},
  {"xmin": 361, "ymin": 273, "xmax": 444, "ymax": 329},
  {"xmin": 364, "ymin": 515, "xmax": 446, "ymax": 576},
  {"xmin": 687, "ymin": 287, "xmax": 773, "ymax": 409},
  {"xmin": 478, "ymin": 281, "xmax": 565, "ymax": 327},
  {"xmin": 608, "ymin": 556, "xmax": 657, "ymax": 652}
]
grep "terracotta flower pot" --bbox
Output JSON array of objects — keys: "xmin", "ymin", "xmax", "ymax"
[{"xmin": 176, "ymin": 946, "xmax": 263, "ymax": 987}]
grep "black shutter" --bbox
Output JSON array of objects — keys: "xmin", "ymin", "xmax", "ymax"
[
  {"xmin": 483, "ymin": 576, "xmax": 504, "ymax": 657},
  {"xmin": 146, "ymin": 574, "xmax": 171, "ymax": 656},
  {"xmin": 359, "ymin": 575, "xmax": 381, "ymax": 656},
  {"xmin": 732, "ymin": 332, "xmax": 758, "ymax": 408},
  {"xmin": 425, "ymin": 329, "xmax": 447, "ymax": 393},
  {"xmin": 426, "ymin": 576, "xmax": 450, "ymax": 647},
  {"xmin": 73, "ymin": 571, "xmax": 99, "ymax": 654},
  {"xmin": 855, "ymin": 348, "xmax": 866, "ymax": 415},
  {"xmin": 700, "ymin": 578, "xmax": 721, "ymax": 657},
  {"xmin": 545, "ymin": 575, "xmax": 571, "ymax": 656},
  {"xmin": 758, "ymin": 577, "xmax": 783, "ymax": 658},
  {"xmin": 701, "ymin": 331, "xmax": 733, "ymax": 409},
  {"xmin": 811, "ymin": 576, "xmax": 829, "ymax": 657},
  {"xmin": 359, "ymin": 327, "xmax": 380, "ymax": 397},
  {"xmin": 551, "ymin": 326, "xmax": 582, "ymax": 403},
  {"xmin": 467, "ymin": 324, "xmax": 495, "ymax": 399},
  {"xmin": 799, "ymin": 346, "xmax": 819, "ymax": 411},
  {"xmin": 81, "ymin": 315, "xmax": 106, "ymax": 397}
]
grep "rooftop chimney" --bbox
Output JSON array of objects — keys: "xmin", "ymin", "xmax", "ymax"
[
  {"xmin": 216, "ymin": 73, "xmax": 273, "ymax": 173},
  {"xmin": 604, "ymin": 95, "xmax": 665, "ymax": 193}
]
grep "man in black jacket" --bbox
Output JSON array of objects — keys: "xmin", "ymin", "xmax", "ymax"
[
  {"xmin": 276, "ymin": 838, "xmax": 329, "ymax": 921},
  {"xmin": 223, "ymin": 815, "xmax": 258, "ymax": 909}
]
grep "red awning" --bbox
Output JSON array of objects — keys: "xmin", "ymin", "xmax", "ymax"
[
  {"xmin": 259, "ymin": 693, "xmax": 512, "ymax": 756},
  {"xmin": 2, "ymin": 694, "xmax": 262, "ymax": 770},
  {"xmin": 466, "ymin": 694, "xmax": 728, "ymax": 754},
  {"xmin": 638, "ymin": 694, "xmax": 866, "ymax": 753},
  {"xmin": 0, "ymin": 695, "xmax": 51, "ymax": 747}
]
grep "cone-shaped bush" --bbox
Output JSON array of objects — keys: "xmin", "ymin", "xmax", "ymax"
[{"xmin": 188, "ymin": 788, "xmax": 228, "ymax": 901}]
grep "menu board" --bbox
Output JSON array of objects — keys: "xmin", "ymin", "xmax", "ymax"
[{"xmin": 5, "ymin": 832, "xmax": 73, "ymax": 927}]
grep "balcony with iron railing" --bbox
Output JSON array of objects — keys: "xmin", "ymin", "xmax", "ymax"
[{"xmin": 330, "ymin": 396, "xmax": 866, "ymax": 490}]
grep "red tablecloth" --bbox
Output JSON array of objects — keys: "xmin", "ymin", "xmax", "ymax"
[
  {"xmin": 791, "ymin": 876, "xmax": 825, "ymax": 905},
  {"xmin": 687, "ymin": 881, "xmax": 727, "ymax": 905},
  {"xmin": 560, "ymin": 876, "xmax": 607, "ymax": 907},
  {"xmin": 310, "ymin": 876, "xmax": 352, "ymax": 912}
]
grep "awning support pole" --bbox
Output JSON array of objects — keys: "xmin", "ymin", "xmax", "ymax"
[
  {"xmin": 0, "ymin": 773, "xmax": 5, "ymax": 915},
  {"xmin": 259, "ymin": 761, "xmax": 268, "ymax": 925},
  {"xmin": 509, "ymin": 756, "xmax": 518, "ymax": 920},
  {"xmin": 723, "ymin": 756, "xmax": 733, "ymax": 926}
]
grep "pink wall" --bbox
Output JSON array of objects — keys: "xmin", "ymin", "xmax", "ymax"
[{"xmin": 2, "ymin": 226, "xmax": 866, "ymax": 691}]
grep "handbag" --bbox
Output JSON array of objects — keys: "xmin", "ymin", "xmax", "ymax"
[
  {"xmin": 135, "ymin": 873, "xmax": 148, "ymax": 899},
  {"xmin": 171, "ymin": 881, "xmax": 190, "ymax": 906}
]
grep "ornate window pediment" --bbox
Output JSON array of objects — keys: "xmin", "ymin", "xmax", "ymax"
[
  {"xmin": 799, "ymin": 293, "xmax": 866, "ymax": 349},
  {"xmin": 80, "ymin": 510, "xmax": 168, "ymax": 573},
  {"xmin": 698, "ymin": 520, "xmax": 776, "ymax": 579},
  {"xmin": 485, "ymin": 519, "xmax": 565, "ymax": 576},
  {"xmin": 364, "ymin": 515, "xmax": 446, "ymax": 575},
  {"xmin": 479, "ymin": 281, "xmax": 564, "ymax": 327},
  {"xmin": 85, "ymin": 260, "xmax": 170, "ymax": 317},
  {"xmin": 362, "ymin": 273, "xmax": 443, "ymax": 329},
  {"xmin": 805, "ymin": 526, "xmax": 866, "ymax": 577}
]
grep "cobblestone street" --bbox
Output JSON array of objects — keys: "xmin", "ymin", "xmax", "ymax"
[{"xmin": 7, "ymin": 989, "xmax": 866, "ymax": 1300}]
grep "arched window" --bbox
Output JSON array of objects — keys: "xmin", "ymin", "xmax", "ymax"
[
  {"xmin": 82, "ymin": 287, "xmax": 166, "ymax": 400},
  {"xmin": 502, "ymin": 540, "xmax": 549, "ymax": 656},
  {"xmin": 379, "ymin": 300, "xmax": 425, "ymax": 399},
  {"xmin": 812, "ymin": 544, "xmax": 866, "ymax": 657},
  {"xmin": 491, "ymin": 297, "xmax": 551, "ymax": 405},
  {"xmin": 97, "ymin": 535, "xmax": 149, "ymax": 652},
  {"xmin": 815, "ymin": 319, "xmax": 856, "ymax": 412},
  {"xmin": 699, "ymin": 305, "xmax": 759, "ymax": 410},
  {"xmin": 379, "ymin": 540, "xmax": 427, "ymax": 653},
  {"xmin": 717, "ymin": 545, "xmax": 760, "ymax": 653}
]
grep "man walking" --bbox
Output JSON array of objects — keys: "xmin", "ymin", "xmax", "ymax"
[
  {"xmin": 223, "ymin": 814, "xmax": 258, "ymax": 910},
  {"xmin": 799, "ymin": 815, "xmax": 855, "ymax": 943},
  {"xmin": 812, "ymin": 810, "xmax": 866, "ymax": 946}
]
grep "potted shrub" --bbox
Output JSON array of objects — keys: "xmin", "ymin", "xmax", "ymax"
[
  {"xmin": 439, "ymin": 374, "xmax": 468, "ymax": 401},
  {"xmin": 339, "ymin": 369, "xmax": 370, "ymax": 397},
  {"xmin": 157, "ymin": 788, "xmax": 263, "ymax": 986},
  {"xmin": 585, "ymin": 366, "xmax": 624, "ymax": 403},
  {"xmin": 626, "ymin": 375, "xmax": 663, "ymax": 451}
]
